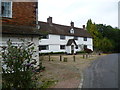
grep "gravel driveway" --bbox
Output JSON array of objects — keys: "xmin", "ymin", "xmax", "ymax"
[{"xmin": 37, "ymin": 54, "xmax": 101, "ymax": 88}]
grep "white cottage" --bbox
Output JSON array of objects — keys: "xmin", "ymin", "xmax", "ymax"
[{"xmin": 39, "ymin": 17, "xmax": 93, "ymax": 54}]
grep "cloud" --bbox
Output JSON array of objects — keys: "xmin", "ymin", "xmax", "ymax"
[{"xmin": 38, "ymin": 0, "xmax": 119, "ymax": 27}]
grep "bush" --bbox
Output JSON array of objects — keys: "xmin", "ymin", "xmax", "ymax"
[
  {"xmin": 76, "ymin": 51, "xmax": 86, "ymax": 54},
  {"xmin": 1, "ymin": 40, "xmax": 38, "ymax": 88},
  {"xmin": 39, "ymin": 52, "xmax": 65, "ymax": 56}
]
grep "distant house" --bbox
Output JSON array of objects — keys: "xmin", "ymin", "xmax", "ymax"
[
  {"xmin": 0, "ymin": 0, "xmax": 40, "ymax": 67},
  {"xmin": 39, "ymin": 17, "xmax": 93, "ymax": 54}
]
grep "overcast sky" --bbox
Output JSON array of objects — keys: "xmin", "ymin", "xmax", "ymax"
[{"xmin": 38, "ymin": 0, "xmax": 119, "ymax": 28}]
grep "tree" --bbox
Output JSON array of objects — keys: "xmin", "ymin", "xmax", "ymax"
[
  {"xmin": 96, "ymin": 24, "xmax": 120, "ymax": 52},
  {"xmin": 99, "ymin": 37, "xmax": 114, "ymax": 52},
  {"xmin": 86, "ymin": 19, "xmax": 102, "ymax": 51},
  {"xmin": 86, "ymin": 19, "xmax": 92, "ymax": 31},
  {"xmin": 1, "ymin": 40, "xmax": 38, "ymax": 88},
  {"xmin": 86, "ymin": 19, "xmax": 116, "ymax": 52}
]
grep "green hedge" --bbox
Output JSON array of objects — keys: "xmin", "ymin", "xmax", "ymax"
[
  {"xmin": 39, "ymin": 52, "xmax": 66, "ymax": 56},
  {"xmin": 76, "ymin": 51, "xmax": 86, "ymax": 54}
]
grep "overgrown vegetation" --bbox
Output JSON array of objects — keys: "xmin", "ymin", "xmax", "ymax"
[
  {"xmin": 86, "ymin": 19, "xmax": 120, "ymax": 53},
  {"xmin": 1, "ymin": 40, "xmax": 38, "ymax": 88}
]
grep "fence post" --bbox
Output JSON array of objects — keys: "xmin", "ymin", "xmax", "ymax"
[
  {"xmin": 60, "ymin": 55, "xmax": 62, "ymax": 61},
  {"xmin": 73, "ymin": 55, "xmax": 75, "ymax": 62},
  {"xmin": 83, "ymin": 54, "xmax": 85, "ymax": 59},
  {"xmin": 49, "ymin": 54, "xmax": 50, "ymax": 61},
  {"xmin": 86, "ymin": 53, "xmax": 88, "ymax": 59}
]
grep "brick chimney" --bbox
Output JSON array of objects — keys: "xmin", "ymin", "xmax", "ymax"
[
  {"xmin": 70, "ymin": 21, "xmax": 74, "ymax": 27},
  {"xmin": 47, "ymin": 16, "xmax": 52, "ymax": 25},
  {"xmin": 83, "ymin": 25, "xmax": 85, "ymax": 30}
]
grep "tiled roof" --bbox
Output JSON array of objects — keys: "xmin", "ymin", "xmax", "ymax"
[
  {"xmin": 2, "ymin": 24, "xmax": 40, "ymax": 36},
  {"xmin": 38, "ymin": 21, "xmax": 92, "ymax": 38}
]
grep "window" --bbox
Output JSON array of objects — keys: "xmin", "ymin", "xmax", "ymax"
[
  {"xmin": 2, "ymin": 2, "xmax": 12, "ymax": 18},
  {"xmin": 83, "ymin": 37, "xmax": 87, "ymax": 41},
  {"xmin": 74, "ymin": 36, "xmax": 78, "ymax": 40},
  {"xmin": 84, "ymin": 45, "xmax": 87, "ymax": 49},
  {"xmin": 60, "ymin": 35, "xmax": 65, "ymax": 40},
  {"xmin": 60, "ymin": 45, "xmax": 65, "ymax": 49},
  {"xmin": 70, "ymin": 28, "xmax": 74, "ymax": 34},
  {"xmin": 39, "ymin": 45, "xmax": 49, "ymax": 50},
  {"xmin": 41, "ymin": 35, "xmax": 49, "ymax": 39}
]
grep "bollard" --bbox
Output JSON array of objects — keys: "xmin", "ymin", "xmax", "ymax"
[
  {"xmin": 73, "ymin": 55, "xmax": 75, "ymax": 62},
  {"xmin": 83, "ymin": 54, "xmax": 85, "ymax": 59},
  {"xmin": 86, "ymin": 54, "xmax": 88, "ymax": 59},
  {"xmin": 49, "ymin": 55, "xmax": 50, "ymax": 61},
  {"xmin": 60, "ymin": 55, "xmax": 62, "ymax": 61}
]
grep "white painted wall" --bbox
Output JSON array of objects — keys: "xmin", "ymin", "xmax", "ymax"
[
  {"xmin": 0, "ymin": 35, "xmax": 39, "ymax": 67},
  {"xmin": 39, "ymin": 34, "xmax": 93, "ymax": 53}
]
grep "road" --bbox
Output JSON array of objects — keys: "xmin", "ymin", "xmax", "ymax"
[{"xmin": 83, "ymin": 54, "xmax": 118, "ymax": 88}]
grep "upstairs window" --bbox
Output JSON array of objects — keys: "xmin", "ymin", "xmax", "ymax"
[
  {"xmin": 2, "ymin": 2, "xmax": 12, "ymax": 18},
  {"xmin": 83, "ymin": 37, "xmax": 87, "ymax": 41},
  {"xmin": 60, "ymin": 35, "xmax": 65, "ymax": 40},
  {"xmin": 41, "ymin": 35, "xmax": 49, "ymax": 39},
  {"xmin": 74, "ymin": 36, "xmax": 78, "ymax": 40}
]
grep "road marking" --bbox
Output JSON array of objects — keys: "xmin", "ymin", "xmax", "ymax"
[{"xmin": 78, "ymin": 71, "xmax": 84, "ymax": 88}]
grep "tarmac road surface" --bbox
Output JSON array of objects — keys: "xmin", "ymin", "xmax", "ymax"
[{"xmin": 83, "ymin": 54, "xmax": 119, "ymax": 88}]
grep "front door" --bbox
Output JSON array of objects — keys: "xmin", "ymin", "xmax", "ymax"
[{"xmin": 71, "ymin": 45, "xmax": 74, "ymax": 54}]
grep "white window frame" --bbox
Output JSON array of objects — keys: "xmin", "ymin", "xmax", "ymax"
[{"xmin": 1, "ymin": 1, "xmax": 12, "ymax": 18}]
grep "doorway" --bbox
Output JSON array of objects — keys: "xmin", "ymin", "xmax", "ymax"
[{"xmin": 71, "ymin": 45, "xmax": 74, "ymax": 54}]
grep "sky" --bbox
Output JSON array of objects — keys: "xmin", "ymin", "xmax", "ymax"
[{"xmin": 38, "ymin": 0, "xmax": 119, "ymax": 28}]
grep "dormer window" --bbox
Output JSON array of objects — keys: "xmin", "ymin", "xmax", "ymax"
[
  {"xmin": 70, "ymin": 28, "xmax": 74, "ymax": 34},
  {"xmin": 2, "ymin": 2, "xmax": 12, "ymax": 18}
]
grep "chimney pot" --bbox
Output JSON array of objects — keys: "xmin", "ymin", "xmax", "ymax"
[
  {"xmin": 70, "ymin": 21, "xmax": 74, "ymax": 27},
  {"xmin": 83, "ymin": 25, "xmax": 85, "ymax": 29},
  {"xmin": 47, "ymin": 16, "xmax": 52, "ymax": 25}
]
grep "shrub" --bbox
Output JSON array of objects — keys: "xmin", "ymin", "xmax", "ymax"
[
  {"xmin": 39, "ymin": 52, "xmax": 65, "ymax": 56},
  {"xmin": 76, "ymin": 51, "xmax": 86, "ymax": 54},
  {"xmin": 1, "ymin": 40, "xmax": 38, "ymax": 88}
]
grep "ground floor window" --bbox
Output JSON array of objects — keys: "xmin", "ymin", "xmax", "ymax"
[
  {"xmin": 39, "ymin": 45, "xmax": 49, "ymax": 50},
  {"xmin": 60, "ymin": 45, "xmax": 65, "ymax": 49},
  {"xmin": 84, "ymin": 45, "xmax": 87, "ymax": 49}
]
